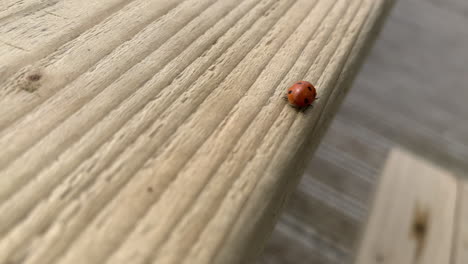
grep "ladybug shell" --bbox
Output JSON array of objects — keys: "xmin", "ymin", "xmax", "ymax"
[{"xmin": 287, "ymin": 81, "xmax": 317, "ymax": 108}]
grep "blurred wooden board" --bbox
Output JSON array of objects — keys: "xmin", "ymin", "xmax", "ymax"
[
  {"xmin": 0, "ymin": 0, "xmax": 390, "ymax": 263},
  {"xmin": 341, "ymin": 0, "xmax": 468, "ymax": 174},
  {"xmin": 355, "ymin": 148, "xmax": 457, "ymax": 264},
  {"xmin": 454, "ymin": 181, "xmax": 468, "ymax": 264},
  {"xmin": 258, "ymin": 216, "xmax": 352, "ymax": 264}
]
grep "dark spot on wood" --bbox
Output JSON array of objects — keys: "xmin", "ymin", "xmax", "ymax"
[
  {"xmin": 27, "ymin": 73, "xmax": 41, "ymax": 82},
  {"xmin": 413, "ymin": 220, "xmax": 426, "ymax": 237},
  {"xmin": 410, "ymin": 204, "xmax": 430, "ymax": 260},
  {"xmin": 41, "ymin": 28, "xmax": 47, "ymax": 32},
  {"xmin": 288, "ymin": 90, "xmax": 292, "ymax": 94},
  {"xmin": 147, "ymin": 187, "xmax": 153, "ymax": 193},
  {"xmin": 304, "ymin": 98, "xmax": 309, "ymax": 104},
  {"xmin": 18, "ymin": 69, "xmax": 44, "ymax": 92}
]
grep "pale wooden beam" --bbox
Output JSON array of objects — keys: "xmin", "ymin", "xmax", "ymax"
[
  {"xmin": 454, "ymin": 181, "xmax": 468, "ymax": 264},
  {"xmin": 0, "ymin": 0, "xmax": 391, "ymax": 263},
  {"xmin": 355, "ymin": 148, "xmax": 458, "ymax": 264}
]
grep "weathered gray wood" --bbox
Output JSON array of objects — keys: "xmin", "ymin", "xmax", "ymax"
[
  {"xmin": 259, "ymin": 216, "xmax": 351, "ymax": 264},
  {"xmin": 341, "ymin": 0, "xmax": 468, "ymax": 175}
]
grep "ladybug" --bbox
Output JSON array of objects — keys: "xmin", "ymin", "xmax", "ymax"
[{"xmin": 285, "ymin": 81, "xmax": 318, "ymax": 111}]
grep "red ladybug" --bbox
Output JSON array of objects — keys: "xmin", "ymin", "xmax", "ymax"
[{"xmin": 285, "ymin": 81, "xmax": 318, "ymax": 110}]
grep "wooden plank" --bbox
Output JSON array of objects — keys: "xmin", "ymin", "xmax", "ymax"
[
  {"xmin": 0, "ymin": 0, "xmax": 56, "ymax": 21},
  {"xmin": 261, "ymin": 0, "xmax": 395, "ymax": 256},
  {"xmin": 319, "ymin": 115, "xmax": 392, "ymax": 172},
  {"xmin": 260, "ymin": 215, "xmax": 351, "ymax": 264},
  {"xmin": 0, "ymin": 0, "xmax": 185, "ymax": 125},
  {"xmin": 291, "ymin": 176, "xmax": 365, "ymax": 247},
  {"xmin": 260, "ymin": 119, "xmax": 385, "ymax": 263},
  {"xmin": 0, "ymin": 0, "xmax": 135, "ymax": 83},
  {"xmin": 355, "ymin": 148, "xmax": 458, "ymax": 264},
  {"xmin": 190, "ymin": 1, "xmax": 388, "ymax": 262},
  {"xmin": 310, "ymin": 144, "xmax": 379, "ymax": 202},
  {"xmin": 339, "ymin": 0, "xmax": 468, "ymax": 174},
  {"xmin": 453, "ymin": 181, "xmax": 468, "ymax": 264},
  {"xmin": 0, "ymin": 0, "xmax": 390, "ymax": 263}
]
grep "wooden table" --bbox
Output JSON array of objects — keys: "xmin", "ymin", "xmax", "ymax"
[{"xmin": 0, "ymin": 0, "xmax": 392, "ymax": 263}]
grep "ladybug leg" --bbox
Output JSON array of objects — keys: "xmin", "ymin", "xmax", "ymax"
[
  {"xmin": 282, "ymin": 95, "xmax": 288, "ymax": 101},
  {"xmin": 301, "ymin": 104, "xmax": 314, "ymax": 114}
]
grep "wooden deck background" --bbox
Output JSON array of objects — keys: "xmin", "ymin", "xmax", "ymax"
[{"xmin": 260, "ymin": 0, "xmax": 468, "ymax": 263}]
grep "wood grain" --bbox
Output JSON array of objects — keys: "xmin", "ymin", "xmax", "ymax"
[
  {"xmin": 0, "ymin": 0, "xmax": 390, "ymax": 263},
  {"xmin": 355, "ymin": 148, "xmax": 458, "ymax": 264},
  {"xmin": 454, "ymin": 181, "xmax": 468, "ymax": 264},
  {"xmin": 0, "ymin": 0, "xmax": 135, "ymax": 83}
]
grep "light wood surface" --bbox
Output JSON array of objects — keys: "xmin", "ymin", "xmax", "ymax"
[
  {"xmin": 0, "ymin": 0, "xmax": 389, "ymax": 263},
  {"xmin": 355, "ymin": 148, "xmax": 458, "ymax": 264},
  {"xmin": 454, "ymin": 182, "xmax": 468, "ymax": 264}
]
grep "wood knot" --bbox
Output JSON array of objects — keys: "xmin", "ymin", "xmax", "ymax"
[
  {"xmin": 411, "ymin": 203, "xmax": 430, "ymax": 259},
  {"xmin": 16, "ymin": 68, "xmax": 44, "ymax": 92},
  {"xmin": 412, "ymin": 217, "xmax": 427, "ymax": 238},
  {"xmin": 27, "ymin": 73, "xmax": 42, "ymax": 82}
]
